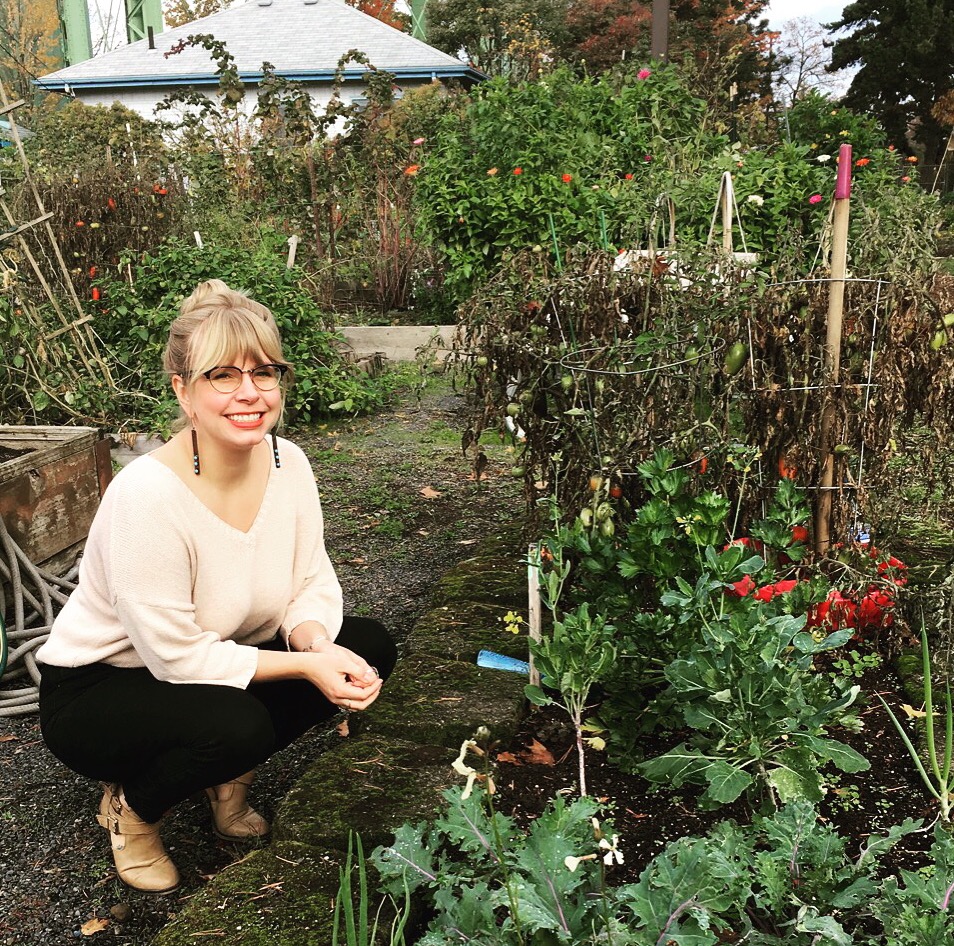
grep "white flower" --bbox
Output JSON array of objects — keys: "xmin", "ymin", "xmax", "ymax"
[
  {"xmin": 746, "ymin": 194, "xmax": 764, "ymax": 206},
  {"xmin": 620, "ymin": 312, "xmax": 630, "ymax": 324},
  {"xmin": 816, "ymin": 154, "xmax": 832, "ymax": 163},
  {"xmin": 452, "ymin": 739, "xmax": 479, "ymax": 799},
  {"xmin": 599, "ymin": 835, "xmax": 624, "ymax": 866},
  {"xmin": 564, "ymin": 853, "xmax": 597, "ymax": 872}
]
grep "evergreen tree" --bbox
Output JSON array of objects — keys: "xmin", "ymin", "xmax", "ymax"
[{"xmin": 827, "ymin": 0, "xmax": 954, "ymax": 163}]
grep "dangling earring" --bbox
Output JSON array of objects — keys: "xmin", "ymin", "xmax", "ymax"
[
  {"xmin": 271, "ymin": 430, "xmax": 281, "ymax": 469},
  {"xmin": 191, "ymin": 427, "xmax": 201, "ymax": 476}
]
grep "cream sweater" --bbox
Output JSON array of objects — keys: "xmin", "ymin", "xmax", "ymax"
[{"xmin": 36, "ymin": 438, "xmax": 343, "ymax": 688}]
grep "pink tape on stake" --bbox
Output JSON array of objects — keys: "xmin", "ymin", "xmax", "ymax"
[{"xmin": 835, "ymin": 143, "xmax": 853, "ymax": 200}]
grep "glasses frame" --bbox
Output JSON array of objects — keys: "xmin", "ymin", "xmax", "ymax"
[{"xmin": 200, "ymin": 363, "xmax": 288, "ymax": 394}]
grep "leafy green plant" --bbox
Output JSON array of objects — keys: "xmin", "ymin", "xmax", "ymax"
[
  {"xmin": 831, "ymin": 648, "xmax": 883, "ymax": 681},
  {"xmin": 525, "ymin": 601, "xmax": 616, "ymax": 797},
  {"xmin": 639, "ymin": 559, "xmax": 869, "ymax": 810},
  {"xmin": 373, "ymin": 734, "xmax": 618, "ymax": 946},
  {"xmin": 879, "ymin": 625, "xmax": 954, "ymax": 822},
  {"xmin": 373, "ymin": 747, "xmax": 930, "ymax": 946}
]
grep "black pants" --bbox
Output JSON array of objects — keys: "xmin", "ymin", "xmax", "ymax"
[{"xmin": 39, "ymin": 617, "xmax": 396, "ymax": 823}]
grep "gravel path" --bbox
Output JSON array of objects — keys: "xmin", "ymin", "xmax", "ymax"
[{"xmin": 0, "ymin": 377, "xmax": 520, "ymax": 945}]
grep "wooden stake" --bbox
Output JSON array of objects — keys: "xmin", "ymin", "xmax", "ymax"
[
  {"xmin": 527, "ymin": 544, "xmax": 541, "ymax": 689},
  {"xmin": 816, "ymin": 143, "xmax": 852, "ymax": 554}
]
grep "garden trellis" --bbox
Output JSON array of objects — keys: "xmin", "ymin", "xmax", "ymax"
[{"xmin": 0, "ymin": 82, "xmax": 114, "ymax": 424}]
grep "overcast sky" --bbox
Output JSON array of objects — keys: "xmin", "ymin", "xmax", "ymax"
[{"xmin": 765, "ymin": 1, "xmax": 845, "ymax": 30}]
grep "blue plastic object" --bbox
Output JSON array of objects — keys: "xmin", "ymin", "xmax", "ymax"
[{"xmin": 477, "ymin": 649, "xmax": 530, "ymax": 675}]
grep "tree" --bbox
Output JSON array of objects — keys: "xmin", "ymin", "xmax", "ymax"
[
  {"xmin": 345, "ymin": 0, "xmax": 408, "ymax": 31},
  {"xmin": 774, "ymin": 17, "xmax": 840, "ymax": 105},
  {"xmin": 0, "ymin": 0, "xmax": 60, "ymax": 110},
  {"xmin": 163, "ymin": 0, "xmax": 237, "ymax": 28},
  {"xmin": 827, "ymin": 0, "xmax": 954, "ymax": 163},
  {"xmin": 425, "ymin": 0, "xmax": 570, "ymax": 79}
]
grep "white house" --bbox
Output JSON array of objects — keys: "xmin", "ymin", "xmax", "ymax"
[{"xmin": 35, "ymin": 0, "xmax": 484, "ymax": 121}]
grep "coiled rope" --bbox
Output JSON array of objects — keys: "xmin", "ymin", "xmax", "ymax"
[{"xmin": 0, "ymin": 514, "xmax": 78, "ymax": 716}]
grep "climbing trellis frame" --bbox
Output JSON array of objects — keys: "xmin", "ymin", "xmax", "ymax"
[{"xmin": 0, "ymin": 82, "xmax": 114, "ymax": 422}]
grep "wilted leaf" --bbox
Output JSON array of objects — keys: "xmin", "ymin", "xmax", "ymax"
[
  {"xmin": 420, "ymin": 486, "xmax": 442, "ymax": 499},
  {"xmin": 336, "ymin": 718, "xmax": 350, "ymax": 737},
  {"xmin": 81, "ymin": 917, "xmax": 109, "ymax": 935},
  {"xmin": 900, "ymin": 703, "xmax": 928, "ymax": 719}
]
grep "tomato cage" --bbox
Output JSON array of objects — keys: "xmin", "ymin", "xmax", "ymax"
[
  {"xmin": 739, "ymin": 276, "xmax": 893, "ymax": 548},
  {"xmin": 552, "ymin": 331, "xmax": 731, "ymax": 481}
]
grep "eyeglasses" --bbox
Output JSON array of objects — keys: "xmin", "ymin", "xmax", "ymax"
[{"xmin": 201, "ymin": 363, "xmax": 288, "ymax": 394}]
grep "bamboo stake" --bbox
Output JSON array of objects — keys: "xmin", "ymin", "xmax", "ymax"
[{"xmin": 816, "ymin": 144, "xmax": 852, "ymax": 554}]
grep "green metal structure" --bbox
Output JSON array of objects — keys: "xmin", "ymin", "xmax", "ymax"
[
  {"xmin": 410, "ymin": 0, "xmax": 427, "ymax": 42},
  {"xmin": 56, "ymin": 0, "xmax": 93, "ymax": 66},
  {"xmin": 124, "ymin": 0, "xmax": 164, "ymax": 45}
]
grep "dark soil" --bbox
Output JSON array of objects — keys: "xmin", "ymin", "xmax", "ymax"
[{"xmin": 492, "ymin": 659, "xmax": 940, "ymax": 887}]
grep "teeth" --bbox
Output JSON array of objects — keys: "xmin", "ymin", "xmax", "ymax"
[{"xmin": 229, "ymin": 413, "xmax": 262, "ymax": 422}]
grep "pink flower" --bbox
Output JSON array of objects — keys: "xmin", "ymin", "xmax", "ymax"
[
  {"xmin": 643, "ymin": 155, "xmax": 653, "ymax": 162},
  {"xmin": 637, "ymin": 68, "xmax": 652, "ymax": 80},
  {"xmin": 412, "ymin": 137, "xmax": 425, "ymax": 145},
  {"xmin": 809, "ymin": 194, "xmax": 823, "ymax": 205}
]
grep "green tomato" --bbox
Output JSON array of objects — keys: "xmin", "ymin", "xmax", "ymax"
[
  {"xmin": 510, "ymin": 465, "xmax": 525, "ymax": 478},
  {"xmin": 560, "ymin": 374, "xmax": 574, "ymax": 391},
  {"xmin": 724, "ymin": 342, "xmax": 748, "ymax": 375},
  {"xmin": 476, "ymin": 355, "xmax": 489, "ymax": 367},
  {"xmin": 506, "ymin": 402, "xmax": 521, "ymax": 417}
]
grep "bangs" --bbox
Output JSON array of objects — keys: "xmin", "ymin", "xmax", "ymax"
[{"xmin": 187, "ymin": 307, "xmax": 290, "ymax": 380}]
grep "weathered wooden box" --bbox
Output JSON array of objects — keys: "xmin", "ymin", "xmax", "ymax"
[{"xmin": 0, "ymin": 426, "xmax": 112, "ymax": 567}]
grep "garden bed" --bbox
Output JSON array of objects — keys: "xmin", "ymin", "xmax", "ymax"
[{"xmin": 493, "ymin": 657, "xmax": 938, "ymax": 886}]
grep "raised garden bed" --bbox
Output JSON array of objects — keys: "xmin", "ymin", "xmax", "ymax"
[{"xmin": 0, "ymin": 426, "xmax": 111, "ymax": 567}]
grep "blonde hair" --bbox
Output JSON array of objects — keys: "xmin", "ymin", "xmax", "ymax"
[{"xmin": 164, "ymin": 279, "xmax": 293, "ymax": 428}]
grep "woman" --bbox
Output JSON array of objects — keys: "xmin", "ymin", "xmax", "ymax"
[{"xmin": 37, "ymin": 279, "xmax": 396, "ymax": 894}]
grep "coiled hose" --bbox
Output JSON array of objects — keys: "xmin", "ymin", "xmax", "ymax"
[{"xmin": 0, "ymin": 513, "xmax": 78, "ymax": 716}]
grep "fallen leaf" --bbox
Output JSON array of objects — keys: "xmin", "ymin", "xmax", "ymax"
[
  {"xmin": 526, "ymin": 739, "xmax": 556, "ymax": 765},
  {"xmin": 417, "ymin": 529, "xmax": 430, "ymax": 536},
  {"xmin": 420, "ymin": 486, "xmax": 442, "ymax": 499},
  {"xmin": 81, "ymin": 917, "xmax": 110, "ymax": 935},
  {"xmin": 458, "ymin": 538, "xmax": 478, "ymax": 545},
  {"xmin": 0, "ymin": 734, "xmax": 16, "ymax": 743},
  {"xmin": 337, "ymin": 718, "xmax": 350, "ymax": 737},
  {"xmin": 497, "ymin": 739, "xmax": 556, "ymax": 766},
  {"xmin": 901, "ymin": 704, "xmax": 929, "ymax": 719},
  {"xmin": 347, "ymin": 557, "xmax": 368, "ymax": 566}
]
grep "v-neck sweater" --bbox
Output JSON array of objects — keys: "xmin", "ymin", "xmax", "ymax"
[{"xmin": 36, "ymin": 438, "xmax": 343, "ymax": 688}]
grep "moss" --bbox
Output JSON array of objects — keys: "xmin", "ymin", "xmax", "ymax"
[
  {"xmin": 152, "ymin": 842, "xmax": 340, "ymax": 946},
  {"xmin": 433, "ymin": 550, "xmax": 526, "ymax": 607},
  {"xmin": 271, "ymin": 736, "xmax": 458, "ymax": 850},
  {"xmin": 355, "ymin": 652, "xmax": 526, "ymax": 748},
  {"xmin": 895, "ymin": 650, "xmax": 925, "ymax": 703},
  {"xmin": 408, "ymin": 600, "xmax": 531, "ymax": 662}
]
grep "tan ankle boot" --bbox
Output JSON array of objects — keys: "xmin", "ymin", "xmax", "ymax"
[
  {"xmin": 96, "ymin": 784, "xmax": 180, "ymax": 894},
  {"xmin": 205, "ymin": 771, "xmax": 270, "ymax": 840}
]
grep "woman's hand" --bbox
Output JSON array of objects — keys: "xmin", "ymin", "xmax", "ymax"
[{"xmin": 303, "ymin": 639, "xmax": 383, "ymax": 711}]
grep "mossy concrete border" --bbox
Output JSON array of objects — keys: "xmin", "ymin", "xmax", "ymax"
[{"xmin": 151, "ymin": 530, "xmax": 529, "ymax": 945}]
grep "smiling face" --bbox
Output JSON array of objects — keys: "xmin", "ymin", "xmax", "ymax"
[{"xmin": 173, "ymin": 353, "xmax": 284, "ymax": 457}]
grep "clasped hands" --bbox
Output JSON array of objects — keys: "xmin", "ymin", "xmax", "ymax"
[{"xmin": 302, "ymin": 638, "xmax": 383, "ymax": 712}]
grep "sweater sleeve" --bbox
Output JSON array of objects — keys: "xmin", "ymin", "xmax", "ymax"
[
  {"xmin": 108, "ymin": 474, "xmax": 259, "ymax": 688},
  {"xmin": 279, "ymin": 443, "xmax": 344, "ymax": 642}
]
